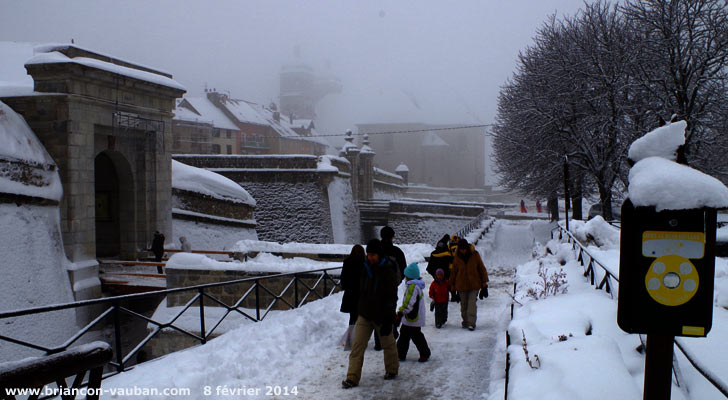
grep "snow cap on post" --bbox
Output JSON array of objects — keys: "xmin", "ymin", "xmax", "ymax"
[
  {"xmin": 627, "ymin": 120, "xmax": 728, "ymax": 211},
  {"xmin": 627, "ymin": 120, "xmax": 686, "ymax": 163}
]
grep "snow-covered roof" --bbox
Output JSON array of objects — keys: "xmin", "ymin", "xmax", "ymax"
[
  {"xmin": 172, "ymin": 160, "xmax": 255, "ymax": 206},
  {"xmin": 25, "ymin": 51, "xmax": 186, "ymax": 91},
  {"xmin": 220, "ymin": 98, "xmax": 270, "ymax": 126},
  {"xmin": 421, "ymin": 131, "xmax": 448, "ymax": 147},
  {"xmin": 395, "ymin": 163, "xmax": 409, "ymax": 172},
  {"xmin": 175, "ymin": 97, "xmax": 239, "ymax": 130},
  {"xmin": 628, "ymin": 120, "xmax": 686, "ymax": 163},
  {"xmin": 0, "ymin": 101, "xmax": 62, "ymax": 201},
  {"xmin": 628, "ymin": 157, "xmax": 728, "ymax": 211}
]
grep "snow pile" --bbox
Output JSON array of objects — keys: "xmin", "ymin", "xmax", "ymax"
[
  {"xmin": 172, "ymin": 160, "xmax": 255, "ymax": 206},
  {"xmin": 569, "ymin": 216, "xmax": 620, "ymax": 249},
  {"xmin": 715, "ymin": 257, "xmax": 728, "ymax": 308},
  {"xmin": 316, "ymin": 155, "xmax": 338, "ymax": 172},
  {"xmin": 629, "ymin": 157, "xmax": 728, "ymax": 211},
  {"xmin": 0, "ymin": 203, "xmax": 77, "ymax": 362},
  {"xmin": 507, "ymin": 240, "xmax": 645, "ymax": 400},
  {"xmin": 0, "ymin": 101, "xmax": 62, "ymax": 201},
  {"xmin": 628, "ymin": 120, "xmax": 686, "ymax": 162},
  {"xmin": 627, "ymin": 121, "xmax": 728, "ymax": 211}
]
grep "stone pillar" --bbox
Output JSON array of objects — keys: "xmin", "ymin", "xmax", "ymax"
[
  {"xmin": 340, "ymin": 130, "xmax": 360, "ymax": 200},
  {"xmin": 359, "ymin": 134, "xmax": 375, "ymax": 201},
  {"xmin": 396, "ymin": 162, "xmax": 409, "ymax": 186}
]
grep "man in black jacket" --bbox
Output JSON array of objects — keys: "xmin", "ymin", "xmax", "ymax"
[{"xmin": 342, "ymin": 239, "xmax": 399, "ymax": 388}]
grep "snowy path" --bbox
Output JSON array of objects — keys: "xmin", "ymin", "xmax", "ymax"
[{"xmin": 103, "ymin": 220, "xmax": 538, "ymax": 400}]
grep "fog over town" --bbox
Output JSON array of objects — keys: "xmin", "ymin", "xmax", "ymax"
[{"xmin": 0, "ymin": 0, "xmax": 585, "ymax": 182}]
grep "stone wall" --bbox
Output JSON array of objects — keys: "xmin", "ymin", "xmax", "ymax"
[
  {"xmin": 172, "ymin": 155, "xmax": 348, "ymax": 243},
  {"xmin": 166, "ymin": 267, "xmax": 340, "ymax": 309},
  {"xmin": 387, "ymin": 201, "xmax": 485, "ymax": 244},
  {"xmin": 171, "ymin": 188, "xmax": 257, "ymax": 251}
]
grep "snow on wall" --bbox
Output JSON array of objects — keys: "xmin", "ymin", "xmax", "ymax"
[
  {"xmin": 172, "ymin": 218, "xmax": 257, "ymax": 252},
  {"xmin": 242, "ymin": 182, "xmax": 334, "ymax": 243},
  {"xmin": 0, "ymin": 101, "xmax": 62, "ymax": 202},
  {"xmin": 389, "ymin": 214, "xmax": 471, "ymax": 245},
  {"xmin": 327, "ymin": 176, "xmax": 361, "ymax": 243},
  {"xmin": 0, "ymin": 203, "xmax": 77, "ymax": 362},
  {"xmin": 172, "ymin": 160, "xmax": 255, "ymax": 206}
]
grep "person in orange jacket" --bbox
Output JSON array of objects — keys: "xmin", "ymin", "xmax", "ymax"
[{"xmin": 450, "ymin": 239, "xmax": 489, "ymax": 331}]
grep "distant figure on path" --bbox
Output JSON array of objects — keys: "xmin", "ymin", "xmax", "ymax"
[
  {"xmin": 340, "ymin": 244, "xmax": 365, "ymax": 350},
  {"xmin": 450, "ymin": 239, "xmax": 489, "ymax": 331},
  {"xmin": 520, "ymin": 200, "xmax": 527, "ymax": 213},
  {"xmin": 536, "ymin": 200, "xmax": 542, "ymax": 213},
  {"xmin": 179, "ymin": 236, "xmax": 192, "ymax": 253},
  {"xmin": 151, "ymin": 231, "xmax": 165, "ymax": 262}
]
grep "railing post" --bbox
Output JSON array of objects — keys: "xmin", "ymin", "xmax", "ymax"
[
  {"xmin": 255, "ymin": 279, "xmax": 261, "ymax": 321},
  {"xmin": 199, "ymin": 288, "xmax": 206, "ymax": 344},
  {"xmin": 294, "ymin": 275, "xmax": 299, "ymax": 308},
  {"xmin": 323, "ymin": 272, "xmax": 328, "ymax": 297},
  {"xmin": 112, "ymin": 302, "xmax": 124, "ymax": 373}
]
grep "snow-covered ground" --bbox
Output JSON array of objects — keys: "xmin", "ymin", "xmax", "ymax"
[
  {"xmin": 101, "ymin": 220, "xmax": 535, "ymax": 399},
  {"xmin": 494, "ymin": 217, "xmax": 728, "ymax": 400}
]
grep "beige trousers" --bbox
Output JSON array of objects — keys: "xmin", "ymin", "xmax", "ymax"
[
  {"xmin": 459, "ymin": 289, "xmax": 478, "ymax": 327},
  {"xmin": 346, "ymin": 315, "xmax": 399, "ymax": 384}
]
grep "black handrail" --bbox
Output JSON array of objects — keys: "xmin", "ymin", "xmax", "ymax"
[
  {"xmin": 454, "ymin": 211, "xmax": 490, "ymax": 240},
  {"xmin": 550, "ymin": 223, "xmax": 728, "ymax": 398},
  {"xmin": 0, "ymin": 266, "xmax": 342, "ymax": 382}
]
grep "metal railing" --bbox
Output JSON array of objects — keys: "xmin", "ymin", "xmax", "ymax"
[
  {"xmin": 550, "ymin": 223, "xmax": 728, "ymax": 398},
  {"xmin": 0, "ymin": 341, "xmax": 112, "ymax": 400},
  {"xmin": 454, "ymin": 210, "xmax": 490, "ymax": 239},
  {"xmin": 0, "ymin": 266, "xmax": 342, "ymax": 383}
]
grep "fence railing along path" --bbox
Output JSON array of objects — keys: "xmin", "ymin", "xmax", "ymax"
[
  {"xmin": 0, "ymin": 266, "xmax": 342, "ymax": 390},
  {"xmin": 550, "ymin": 223, "xmax": 728, "ymax": 398}
]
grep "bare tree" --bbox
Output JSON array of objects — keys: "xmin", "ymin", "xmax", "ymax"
[{"xmin": 623, "ymin": 0, "xmax": 728, "ymax": 177}]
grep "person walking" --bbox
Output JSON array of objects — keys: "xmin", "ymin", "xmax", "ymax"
[
  {"xmin": 380, "ymin": 226, "xmax": 407, "ymax": 283},
  {"xmin": 450, "ymin": 239, "xmax": 489, "ymax": 331},
  {"xmin": 342, "ymin": 239, "xmax": 399, "ymax": 389},
  {"xmin": 151, "ymin": 231, "xmax": 165, "ymax": 273},
  {"xmin": 339, "ymin": 245, "xmax": 365, "ymax": 350},
  {"xmin": 520, "ymin": 199, "xmax": 527, "ymax": 213},
  {"xmin": 396, "ymin": 263, "xmax": 430, "ymax": 362},
  {"xmin": 426, "ymin": 234, "xmax": 453, "ymax": 280},
  {"xmin": 429, "ymin": 268, "xmax": 450, "ymax": 328},
  {"xmin": 375, "ymin": 225, "xmax": 407, "ymax": 348}
]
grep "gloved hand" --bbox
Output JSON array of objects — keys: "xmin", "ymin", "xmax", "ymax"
[
  {"xmin": 430, "ymin": 302, "xmax": 435, "ymax": 312},
  {"xmin": 380, "ymin": 323, "xmax": 392, "ymax": 337},
  {"xmin": 451, "ymin": 292, "xmax": 461, "ymax": 303},
  {"xmin": 479, "ymin": 286, "xmax": 489, "ymax": 300}
]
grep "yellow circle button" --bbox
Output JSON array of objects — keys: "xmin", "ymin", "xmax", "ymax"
[{"xmin": 645, "ymin": 255, "xmax": 699, "ymax": 306}]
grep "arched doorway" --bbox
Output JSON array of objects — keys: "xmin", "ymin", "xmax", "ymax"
[{"xmin": 94, "ymin": 151, "xmax": 135, "ymax": 258}]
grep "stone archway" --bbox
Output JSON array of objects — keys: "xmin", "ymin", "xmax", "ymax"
[{"xmin": 94, "ymin": 151, "xmax": 135, "ymax": 259}]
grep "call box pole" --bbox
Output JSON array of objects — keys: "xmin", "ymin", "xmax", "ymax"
[{"xmin": 643, "ymin": 334, "xmax": 674, "ymax": 400}]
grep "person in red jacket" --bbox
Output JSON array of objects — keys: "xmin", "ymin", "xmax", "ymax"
[{"xmin": 428, "ymin": 268, "xmax": 450, "ymax": 328}]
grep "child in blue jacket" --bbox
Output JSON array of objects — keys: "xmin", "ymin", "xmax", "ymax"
[{"xmin": 396, "ymin": 263, "xmax": 431, "ymax": 362}]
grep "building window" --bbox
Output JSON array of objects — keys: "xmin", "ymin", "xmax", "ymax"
[
  {"xmin": 212, "ymin": 144, "xmax": 221, "ymax": 154},
  {"xmin": 226, "ymin": 131, "xmax": 232, "ymax": 139},
  {"xmin": 227, "ymin": 144, "xmax": 232, "ymax": 154},
  {"xmin": 212, "ymin": 128, "xmax": 221, "ymax": 138}
]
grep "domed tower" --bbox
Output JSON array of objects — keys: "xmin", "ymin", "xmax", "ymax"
[{"xmin": 279, "ymin": 47, "xmax": 342, "ymax": 120}]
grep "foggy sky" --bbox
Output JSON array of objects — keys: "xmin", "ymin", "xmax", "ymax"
[{"xmin": 0, "ymin": 1, "xmax": 587, "ymax": 182}]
